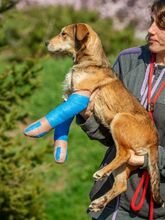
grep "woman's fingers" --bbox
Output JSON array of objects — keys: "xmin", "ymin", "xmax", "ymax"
[{"xmin": 128, "ymin": 150, "xmax": 144, "ymax": 166}]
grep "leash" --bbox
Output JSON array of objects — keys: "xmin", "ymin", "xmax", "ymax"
[
  {"xmin": 131, "ymin": 53, "xmax": 165, "ymax": 220},
  {"xmin": 131, "ymin": 171, "xmax": 153, "ymax": 220},
  {"xmin": 147, "ymin": 54, "xmax": 165, "ymax": 120}
]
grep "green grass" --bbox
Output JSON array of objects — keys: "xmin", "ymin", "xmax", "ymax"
[{"xmin": 24, "ymin": 56, "xmax": 106, "ymax": 220}]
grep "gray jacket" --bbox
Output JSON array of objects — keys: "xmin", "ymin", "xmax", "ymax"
[{"xmin": 77, "ymin": 45, "xmax": 165, "ymax": 220}]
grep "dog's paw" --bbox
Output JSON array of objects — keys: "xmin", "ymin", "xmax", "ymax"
[
  {"xmin": 93, "ymin": 170, "xmax": 108, "ymax": 181},
  {"xmin": 88, "ymin": 197, "xmax": 107, "ymax": 212}
]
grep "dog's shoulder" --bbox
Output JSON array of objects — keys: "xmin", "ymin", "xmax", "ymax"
[{"xmin": 63, "ymin": 67, "xmax": 90, "ymax": 93}]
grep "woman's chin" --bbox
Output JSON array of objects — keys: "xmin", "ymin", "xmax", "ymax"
[{"xmin": 148, "ymin": 44, "xmax": 160, "ymax": 53}]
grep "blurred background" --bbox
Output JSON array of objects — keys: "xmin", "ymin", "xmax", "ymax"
[{"xmin": 0, "ymin": 0, "xmax": 152, "ymax": 219}]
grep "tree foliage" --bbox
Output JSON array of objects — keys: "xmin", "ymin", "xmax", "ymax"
[
  {"xmin": 0, "ymin": 0, "xmax": 19, "ymax": 13},
  {"xmin": 1, "ymin": 3, "xmax": 48, "ymax": 218},
  {"xmin": 0, "ymin": 5, "xmax": 141, "ymax": 63},
  {"xmin": 0, "ymin": 60, "xmax": 48, "ymax": 220}
]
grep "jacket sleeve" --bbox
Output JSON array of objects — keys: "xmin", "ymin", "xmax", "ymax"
[{"xmin": 76, "ymin": 114, "xmax": 114, "ymax": 147}]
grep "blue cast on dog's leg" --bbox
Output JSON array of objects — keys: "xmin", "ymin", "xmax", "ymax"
[
  {"xmin": 54, "ymin": 117, "xmax": 74, "ymax": 163},
  {"xmin": 24, "ymin": 93, "xmax": 89, "ymax": 138}
]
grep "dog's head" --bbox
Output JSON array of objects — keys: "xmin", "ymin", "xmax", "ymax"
[
  {"xmin": 46, "ymin": 23, "xmax": 91, "ymax": 55},
  {"xmin": 46, "ymin": 23, "xmax": 109, "ymax": 66},
  {"xmin": 46, "ymin": 23, "xmax": 101, "ymax": 55}
]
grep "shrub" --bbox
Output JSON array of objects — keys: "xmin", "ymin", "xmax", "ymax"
[{"xmin": 0, "ymin": 61, "xmax": 48, "ymax": 220}]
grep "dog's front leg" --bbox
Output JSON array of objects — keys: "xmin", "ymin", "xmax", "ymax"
[
  {"xmin": 54, "ymin": 117, "xmax": 74, "ymax": 163},
  {"xmin": 24, "ymin": 93, "xmax": 90, "ymax": 138}
]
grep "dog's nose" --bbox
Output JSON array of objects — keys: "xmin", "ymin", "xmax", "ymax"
[{"xmin": 45, "ymin": 41, "xmax": 49, "ymax": 47}]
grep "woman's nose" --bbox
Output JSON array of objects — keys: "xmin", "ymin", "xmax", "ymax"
[{"xmin": 148, "ymin": 21, "xmax": 157, "ymax": 35}]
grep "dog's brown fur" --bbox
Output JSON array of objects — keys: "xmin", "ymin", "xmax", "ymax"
[{"xmin": 47, "ymin": 23, "xmax": 164, "ymax": 211}]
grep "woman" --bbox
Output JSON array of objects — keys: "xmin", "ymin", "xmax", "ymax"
[{"xmin": 78, "ymin": 0, "xmax": 165, "ymax": 219}]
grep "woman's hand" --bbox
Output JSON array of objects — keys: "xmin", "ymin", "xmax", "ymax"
[{"xmin": 128, "ymin": 150, "xmax": 145, "ymax": 166}]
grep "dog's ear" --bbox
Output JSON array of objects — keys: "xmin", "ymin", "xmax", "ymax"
[{"xmin": 74, "ymin": 24, "xmax": 89, "ymax": 41}]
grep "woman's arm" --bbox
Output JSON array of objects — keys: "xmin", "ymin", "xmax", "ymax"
[{"xmin": 77, "ymin": 114, "xmax": 114, "ymax": 147}]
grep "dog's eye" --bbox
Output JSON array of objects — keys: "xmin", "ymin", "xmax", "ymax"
[{"xmin": 61, "ymin": 32, "xmax": 66, "ymax": 37}]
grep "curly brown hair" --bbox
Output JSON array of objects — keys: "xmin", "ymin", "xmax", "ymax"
[{"xmin": 151, "ymin": 0, "xmax": 165, "ymax": 29}]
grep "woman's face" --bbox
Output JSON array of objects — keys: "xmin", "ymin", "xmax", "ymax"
[{"xmin": 148, "ymin": 14, "xmax": 165, "ymax": 54}]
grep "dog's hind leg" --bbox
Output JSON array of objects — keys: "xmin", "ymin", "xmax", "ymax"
[
  {"xmin": 93, "ymin": 113, "xmax": 132, "ymax": 181},
  {"xmin": 93, "ymin": 143, "xmax": 131, "ymax": 180},
  {"xmin": 89, "ymin": 165, "xmax": 131, "ymax": 212}
]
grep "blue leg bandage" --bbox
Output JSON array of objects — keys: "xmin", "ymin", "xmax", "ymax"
[
  {"xmin": 54, "ymin": 117, "xmax": 74, "ymax": 141},
  {"xmin": 24, "ymin": 93, "xmax": 89, "ymax": 137},
  {"xmin": 45, "ymin": 94, "xmax": 89, "ymax": 127},
  {"xmin": 54, "ymin": 117, "xmax": 73, "ymax": 162}
]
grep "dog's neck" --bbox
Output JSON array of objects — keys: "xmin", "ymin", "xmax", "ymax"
[
  {"xmin": 73, "ymin": 35, "xmax": 110, "ymax": 68},
  {"xmin": 73, "ymin": 48, "xmax": 110, "ymax": 68}
]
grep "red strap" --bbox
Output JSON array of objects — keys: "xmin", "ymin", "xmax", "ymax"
[
  {"xmin": 152, "ymin": 80, "xmax": 165, "ymax": 105},
  {"xmin": 147, "ymin": 54, "xmax": 155, "ymax": 120},
  {"xmin": 147, "ymin": 53, "xmax": 165, "ymax": 120},
  {"xmin": 147, "ymin": 54, "xmax": 155, "ymax": 104},
  {"xmin": 130, "ymin": 171, "xmax": 149, "ymax": 211},
  {"xmin": 131, "ymin": 171, "xmax": 154, "ymax": 220}
]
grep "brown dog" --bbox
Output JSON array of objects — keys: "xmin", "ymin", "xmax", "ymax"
[{"xmin": 46, "ymin": 23, "xmax": 164, "ymax": 211}]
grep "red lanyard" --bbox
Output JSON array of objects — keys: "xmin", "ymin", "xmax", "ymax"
[
  {"xmin": 131, "ymin": 54, "xmax": 165, "ymax": 220},
  {"xmin": 146, "ymin": 54, "xmax": 165, "ymax": 219},
  {"xmin": 147, "ymin": 53, "xmax": 165, "ymax": 120}
]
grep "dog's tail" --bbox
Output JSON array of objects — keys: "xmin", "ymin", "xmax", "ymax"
[{"xmin": 148, "ymin": 145, "xmax": 164, "ymax": 206}]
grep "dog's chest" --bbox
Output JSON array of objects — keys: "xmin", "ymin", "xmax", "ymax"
[{"xmin": 63, "ymin": 68, "xmax": 88, "ymax": 93}]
